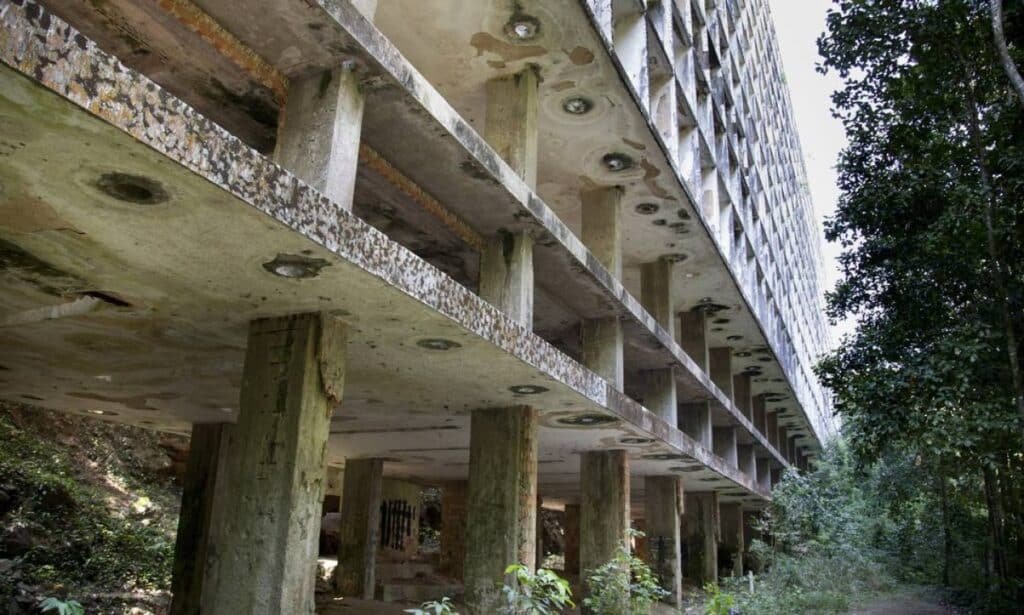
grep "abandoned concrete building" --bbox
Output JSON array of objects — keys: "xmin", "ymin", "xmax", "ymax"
[{"xmin": 0, "ymin": 0, "xmax": 834, "ymax": 612}]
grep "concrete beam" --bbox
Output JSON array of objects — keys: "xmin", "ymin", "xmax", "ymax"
[
  {"xmin": 439, "ymin": 481, "xmax": 467, "ymax": 581},
  {"xmin": 719, "ymin": 503, "xmax": 744, "ymax": 577},
  {"xmin": 644, "ymin": 476, "xmax": 683, "ymax": 607},
  {"xmin": 580, "ymin": 450, "xmax": 630, "ymax": 604},
  {"xmin": 679, "ymin": 401, "xmax": 713, "ymax": 449},
  {"xmin": 581, "ymin": 187, "xmax": 624, "ymax": 279},
  {"xmin": 464, "ymin": 407, "xmax": 538, "ymax": 612},
  {"xmin": 581, "ymin": 317, "xmax": 624, "ymax": 391},
  {"xmin": 713, "ymin": 426, "xmax": 738, "ymax": 468},
  {"xmin": 170, "ymin": 423, "xmax": 230, "ymax": 615},
  {"xmin": 641, "ymin": 259, "xmax": 675, "ymax": 339},
  {"xmin": 203, "ymin": 314, "xmax": 345, "ymax": 614},
  {"xmin": 479, "ymin": 231, "xmax": 535, "ymax": 328},
  {"xmin": 678, "ymin": 310, "xmax": 709, "ymax": 371},
  {"xmin": 335, "ymin": 458, "xmax": 383, "ymax": 599},
  {"xmin": 683, "ymin": 492, "xmax": 719, "ymax": 584}
]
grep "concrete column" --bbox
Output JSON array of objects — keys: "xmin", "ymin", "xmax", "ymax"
[
  {"xmin": 719, "ymin": 503, "xmax": 744, "ymax": 577},
  {"xmin": 789, "ymin": 437, "xmax": 800, "ymax": 465},
  {"xmin": 755, "ymin": 456, "xmax": 771, "ymax": 491},
  {"xmin": 581, "ymin": 187, "xmax": 624, "ymax": 279},
  {"xmin": 709, "ymin": 347, "xmax": 734, "ymax": 403},
  {"xmin": 770, "ymin": 466, "xmax": 782, "ymax": 488},
  {"xmin": 203, "ymin": 314, "xmax": 346, "ymax": 614},
  {"xmin": 536, "ymin": 497, "xmax": 545, "ymax": 568},
  {"xmin": 335, "ymin": 458, "xmax": 383, "ymax": 599},
  {"xmin": 678, "ymin": 310, "xmax": 709, "ymax": 371},
  {"xmin": 683, "ymin": 492, "xmax": 719, "ymax": 584},
  {"xmin": 479, "ymin": 231, "xmax": 534, "ymax": 328},
  {"xmin": 644, "ymin": 476, "xmax": 683, "ymax": 607},
  {"xmin": 641, "ymin": 259, "xmax": 675, "ymax": 339},
  {"xmin": 485, "ymin": 69, "xmax": 539, "ymax": 188},
  {"xmin": 778, "ymin": 426, "xmax": 790, "ymax": 461},
  {"xmin": 439, "ymin": 481, "xmax": 467, "ymax": 580},
  {"xmin": 464, "ymin": 407, "xmax": 538, "ymax": 612},
  {"xmin": 274, "ymin": 0, "xmax": 374, "ymax": 215},
  {"xmin": 170, "ymin": 423, "xmax": 230, "ymax": 615},
  {"xmin": 733, "ymin": 374, "xmax": 752, "ymax": 420},
  {"xmin": 564, "ymin": 504, "xmax": 580, "ymax": 577},
  {"xmin": 679, "ymin": 401, "xmax": 713, "ymax": 449},
  {"xmin": 766, "ymin": 411, "xmax": 779, "ymax": 450},
  {"xmin": 581, "ymin": 317, "xmax": 624, "ymax": 390},
  {"xmin": 752, "ymin": 395, "xmax": 768, "ymax": 437},
  {"xmin": 580, "ymin": 451, "xmax": 630, "ymax": 603},
  {"xmin": 737, "ymin": 444, "xmax": 756, "ymax": 479},
  {"xmin": 641, "ymin": 368, "xmax": 677, "ymax": 425},
  {"xmin": 713, "ymin": 426, "xmax": 738, "ymax": 468}
]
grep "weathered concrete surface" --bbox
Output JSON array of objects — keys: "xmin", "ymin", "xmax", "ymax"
[
  {"xmin": 719, "ymin": 502, "xmax": 744, "ymax": 577},
  {"xmin": 709, "ymin": 348, "xmax": 734, "ymax": 405},
  {"xmin": 335, "ymin": 458, "xmax": 383, "ymax": 599},
  {"xmin": 464, "ymin": 407, "xmax": 538, "ymax": 613},
  {"xmin": 679, "ymin": 310, "xmax": 709, "ymax": 372},
  {"xmin": 170, "ymin": 422, "xmax": 230, "ymax": 615},
  {"xmin": 680, "ymin": 401, "xmax": 713, "ymax": 449},
  {"xmin": 439, "ymin": 481, "xmax": 467, "ymax": 580},
  {"xmin": 641, "ymin": 259, "xmax": 675, "ymax": 340},
  {"xmin": 683, "ymin": 492, "xmax": 719, "ymax": 584},
  {"xmin": 644, "ymin": 476, "xmax": 683, "ymax": 607},
  {"xmin": 579, "ymin": 450, "xmax": 629, "ymax": 574},
  {"xmin": 581, "ymin": 187, "xmax": 623, "ymax": 280},
  {"xmin": 479, "ymin": 232, "xmax": 535, "ymax": 328},
  {"xmin": 581, "ymin": 317, "xmax": 624, "ymax": 391},
  {"xmin": 202, "ymin": 314, "xmax": 344, "ymax": 614},
  {"xmin": 485, "ymin": 70, "xmax": 539, "ymax": 189},
  {"xmin": 563, "ymin": 503, "xmax": 580, "ymax": 576},
  {"xmin": 641, "ymin": 368, "xmax": 677, "ymax": 426},
  {"xmin": 713, "ymin": 426, "xmax": 738, "ymax": 469}
]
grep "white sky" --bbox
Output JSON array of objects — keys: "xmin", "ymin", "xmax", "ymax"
[{"xmin": 766, "ymin": 0, "xmax": 852, "ymax": 344}]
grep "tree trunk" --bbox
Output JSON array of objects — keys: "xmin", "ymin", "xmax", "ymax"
[
  {"xmin": 939, "ymin": 471, "xmax": 952, "ymax": 587},
  {"xmin": 965, "ymin": 91, "xmax": 1024, "ymax": 440},
  {"xmin": 990, "ymin": 0, "xmax": 1024, "ymax": 106},
  {"xmin": 983, "ymin": 464, "xmax": 1008, "ymax": 587}
]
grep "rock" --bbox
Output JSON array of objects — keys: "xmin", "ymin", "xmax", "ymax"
[
  {"xmin": 0, "ymin": 484, "xmax": 18, "ymax": 517},
  {"xmin": 0, "ymin": 526, "xmax": 32, "ymax": 557}
]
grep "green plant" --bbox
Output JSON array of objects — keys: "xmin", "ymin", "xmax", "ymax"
[
  {"xmin": 404, "ymin": 596, "xmax": 458, "ymax": 615},
  {"xmin": 500, "ymin": 564, "xmax": 574, "ymax": 614},
  {"xmin": 582, "ymin": 531, "xmax": 669, "ymax": 614},
  {"xmin": 702, "ymin": 582, "xmax": 735, "ymax": 615},
  {"xmin": 37, "ymin": 597, "xmax": 84, "ymax": 615}
]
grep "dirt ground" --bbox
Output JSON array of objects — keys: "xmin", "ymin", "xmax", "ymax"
[{"xmin": 851, "ymin": 593, "xmax": 957, "ymax": 615}]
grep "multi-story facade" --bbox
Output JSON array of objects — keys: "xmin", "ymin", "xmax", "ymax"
[{"xmin": 0, "ymin": 0, "xmax": 832, "ymax": 611}]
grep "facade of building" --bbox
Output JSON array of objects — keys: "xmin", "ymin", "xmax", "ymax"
[{"xmin": 0, "ymin": 0, "xmax": 831, "ymax": 611}]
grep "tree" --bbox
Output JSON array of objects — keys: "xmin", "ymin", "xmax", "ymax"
[{"xmin": 815, "ymin": 0, "xmax": 1024, "ymax": 597}]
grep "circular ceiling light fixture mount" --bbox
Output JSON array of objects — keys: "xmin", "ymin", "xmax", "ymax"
[
  {"xmin": 635, "ymin": 202, "xmax": 660, "ymax": 215},
  {"xmin": 416, "ymin": 338, "xmax": 462, "ymax": 351},
  {"xmin": 562, "ymin": 96, "xmax": 593, "ymax": 115},
  {"xmin": 262, "ymin": 253, "xmax": 330, "ymax": 279},
  {"xmin": 509, "ymin": 384, "xmax": 549, "ymax": 395},
  {"xmin": 620, "ymin": 436, "xmax": 655, "ymax": 444},
  {"xmin": 504, "ymin": 14, "xmax": 541, "ymax": 41},
  {"xmin": 557, "ymin": 413, "xmax": 619, "ymax": 426},
  {"xmin": 601, "ymin": 152, "xmax": 634, "ymax": 172},
  {"xmin": 94, "ymin": 172, "xmax": 168, "ymax": 205}
]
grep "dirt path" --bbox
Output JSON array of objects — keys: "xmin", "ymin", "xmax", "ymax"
[{"xmin": 851, "ymin": 593, "xmax": 955, "ymax": 615}]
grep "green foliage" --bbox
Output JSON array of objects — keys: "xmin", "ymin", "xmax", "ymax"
[
  {"xmin": 0, "ymin": 408, "xmax": 175, "ymax": 595},
  {"xmin": 582, "ymin": 531, "xmax": 669, "ymax": 614},
  {"xmin": 702, "ymin": 582, "xmax": 734, "ymax": 615},
  {"xmin": 37, "ymin": 597, "xmax": 84, "ymax": 615},
  {"xmin": 500, "ymin": 564, "xmax": 574, "ymax": 615},
  {"xmin": 404, "ymin": 596, "xmax": 458, "ymax": 615}
]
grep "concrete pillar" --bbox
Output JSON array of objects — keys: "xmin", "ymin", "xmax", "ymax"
[
  {"xmin": 752, "ymin": 395, "xmax": 768, "ymax": 437},
  {"xmin": 580, "ymin": 451, "xmax": 630, "ymax": 603},
  {"xmin": 683, "ymin": 492, "xmax": 719, "ymax": 584},
  {"xmin": 335, "ymin": 458, "xmax": 383, "ymax": 599},
  {"xmin": 733, "ymin": 374, "xmax": 752, "ymax": 420},
  {"xmin": 203, "ymin": 314, "xmax": 346, "ymax": 614},
  {"xmin": 679, "ymin": 401, "xmax": 713, "ymax": 449},
  {"xmin": 581, "ymin": 317, "xmax": 624, "ymax": 390},
  {"xmin": 678, "ymin": 310, "xmax": 709, "ymax": 371},
  {"xmin": 641, "ymin": 259, "xmax": 675, "ymax": 338},
  {"xmin": 439, "ymin": 481, "xmax": 467, "ymax": 580},
  {"xmin": 479, "ymin": 232, "xmax": 534, "ymax": 328},
  {"xmin": 536, "ymin": 497, "xmax": 545, "ymax": 568},
  {"xmin": 464, "ymin": 407, "xmax": 538, "ymax": 612},
  {"xmin": 770, "ymin": 466, "xmax": 782, "ymax": 488},
  {"xmin": 641, "ymin": 368, "xmax": 677, "ymax": 425},
  {"xmin": 170, "ymin": 423, "xmax": 230, "ymax": 615},
  {"xmin": 485, "ymin": 69, "xmax": 539, "ymax": 189},
  {"xmin": 323, "ymin": 465, "xmax": 344, "ymax": 513},
  {"xmin": 789, "ymin": 437, "xmax": 800, "ymax": 465},
  {"xmin": 709, "ymin": 347, "xmax": 734, "ymax": 403},
  {"xmin": 755, "ymin": 456, "xmax": 772, "ymax": 491},
  {"xmin": 766, "ymin": 411, "xmax": 779, "ymax": 450},
  {"xmin": 737, "ymin": 444, "xmax": 756, "ymax": 478},
  {"xmin": 778, "ymin": 426, "xmax": 789, "ymax": 461},
  {"xmin": 564, "ymin": 504, "xmax": 581, "ymax": 577},
  {"xmin": 713, "ymin": 426, "xmax": 738, "ymax": 468},
  {"xmin": 719, "ymin": 503, "xmax": 744, "ymax": 577},
  {"xmin": 644, "ymin": 476, "xmax": 683, "ymax": 607},
  {"xmin": 581, "ymin": 187, "xmax": 623, "ymax": 279}
]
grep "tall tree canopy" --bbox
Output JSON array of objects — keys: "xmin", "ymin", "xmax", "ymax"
[{"xmin": 816, "ymin": 0, "xmax": 1024, "ymax": 593}]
